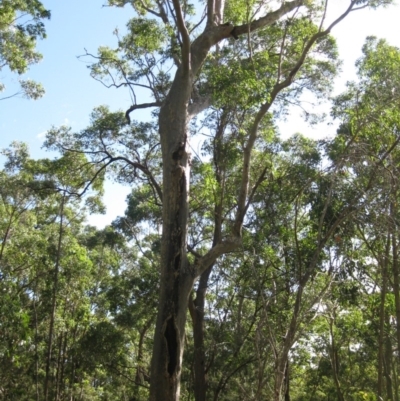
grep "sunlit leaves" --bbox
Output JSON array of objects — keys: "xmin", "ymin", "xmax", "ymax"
[
  {"xmin": 224, "ymin": 0, "xmax": 256, "ymax": 24},
  {"xmin": 122, "ymin": 18, "xmax": 167, "ymax": 56},
  {"xmin": 0, "ymin": 0, "xmax": 50, "ymax": 100},
  {"xmin": 19, "ymin": 79, "xmax": 45, "ymax": 99},
  {"xmin": 205, "ymin": 18, "xmax": 339, "ymax": 111}
]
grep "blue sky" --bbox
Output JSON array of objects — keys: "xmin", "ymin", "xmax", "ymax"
[
  {"xmin": 1, "ymin": 1, "xmax": 132, "ymax": 153},
  {"xmin": 1, "ymin": 0, "xmax": 400, "ymax": 227}
]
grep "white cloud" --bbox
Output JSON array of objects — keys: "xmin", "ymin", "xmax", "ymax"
[{"xmin": 36, "ymin": 131, "xmax": 47, "ymax": 140}]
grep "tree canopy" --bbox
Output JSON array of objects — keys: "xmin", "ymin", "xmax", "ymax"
[{"xmin": 0, "ymin": 0, "xmax": 49, "ymax": 100}]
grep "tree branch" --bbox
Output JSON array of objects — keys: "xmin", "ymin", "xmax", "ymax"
[
  {"xmin": 171, "ymin": 0, "xmax": 191, "ymax": 73},
  {"xmin": 190, "ymin": 0, "xmax": 303, "ymax": 77},
  {"xmin": 232, "ymin": 1, "xmax": 362, "ymax": 236},
  {"xmin": 188, "ymin": 95, "xmax": 212, "ymax": 117},
  {"xmin": 193, "ymin": 237, "xmax": 241, "ymax": 277},
  {"xmin": 110, "ymin": 155, "xmax": 163, "ymax": 203},
  {"xmin": 126, "ymin": 101, "xmax": 162, "ymax": 124},
  {"xmin": 207, "ymin": 0, "xmax": 215, "ymax": 26},
  {"xmin": 230, "ymin": 0, "xmax": 303, "ymax": 39}
]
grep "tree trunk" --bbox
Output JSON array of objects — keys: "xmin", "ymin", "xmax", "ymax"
[
  {"xmin": 33, "ymin": 287, "xmax": 40, "ymax": 401},
  {"xmin": 189, "ymin": 267, "xmax": 212, "ymax": 401},
  {"xmin": 393, "ymin": 362, "xmax": 399, "ymax": 401},
  {"xmin": 59, "ymin": 330, "xmax": 68, "ymax": 400},
  {"xmin": 136, "ymin": 317, "xmax": 153, "ymax": 385},
  {"xmin": 284, "ymin": 360, "xmax": 290, "ymax": 401},
  {"xmin": 149, "ymin": 68, "xmax": 194, "ymax": 401},
  {"xmin": 328, "ymin": 316, "xmax": 345, "ymax": 401},
  {"xmin": 378, "ymin": 231, "xmax": 390, "ymax": 398},
  {"xmin": 189, "ymin": 112, "xmax": 225, "ymax": 401},
  {"xmin": 274, "ymin": 361, "xmax": 286, "ymax": 401},
  {"xmin": 44, "ymin": 193, "xmax": 65, "ymax": 401},
  {"xmin": 390, "ymin": 198, "xmax": 400, "ymax": 367},
  {"xmin": 0, "ymin": 209, "xmax": 15, "ymax": 260},
  {"xmin": 55, "ymin": 333, "xmax": 63, "ymax": 401},
  {"xmin": 384, "ymin": 311, "xmax": 394, "ymax": 401},
  {"xmin": 146, "ymin": 3, "xmax": 337, "ymax": 398}
]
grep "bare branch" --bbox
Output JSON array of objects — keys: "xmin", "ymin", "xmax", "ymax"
[
  {"xmin": 319, "ymin": 0, "xmax": 329, "ymax": 31},
  {"xmin": 171, "ymin": 0, "xmax": 191, "ymax": 72},
  {"xmin": 109, "ymin": 155, "xmax": 163, "ymax": 203},
  {"xmin": 244, "ymin": 166, "xmax": 268, "ymax": 212},
  {"xmin": 137, "ymin": 0, "xmax": 163, "ymax": 18},
  {"xmin": 190, "ymin": 8, "xmax": 207, "ymax": 34},
  {"xmin": 0, "ymin": 91, "xmax": 21, "ymax": 101},
  {"xmin": 126, "ymin": 101, "xmax": 163, "ymax": 124}
]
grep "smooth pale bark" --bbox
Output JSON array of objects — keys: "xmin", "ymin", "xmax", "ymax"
[{"xmin": 149, "ymin": 66, "xmax": 194, "ymax": 400}]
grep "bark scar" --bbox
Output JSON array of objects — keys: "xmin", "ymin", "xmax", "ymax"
[
  {"xmin": 164, "ymin": 316, "xmax": 178, "ymax": 376},
  {"xmin": 172, "ymin": 141, "xmax": 186, "ymax": 163}
]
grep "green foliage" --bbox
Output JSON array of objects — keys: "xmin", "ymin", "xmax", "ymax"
[
  {"xmin": 0, "ymin": 144, "xmax": 157, "ymax": 400},
  {"xmin": 205, "ymin": 18, "xmax": 339, "ymax": 111},
  {"xmin": 224, "ymin": 0, "xmax": 256, "ymax": 25},
  {"xmin": 2, "ymin": 0, "xmax": 400, "ymax": 399},
  {"xmin": 0, "ymin": 0, "xmax": 50, "ymax": 100},
  {"xmin": 122, "ymin": 18, "xmax": 167, "ymax": 56}
]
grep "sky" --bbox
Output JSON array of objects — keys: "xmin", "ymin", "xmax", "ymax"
[{"xmin": 1, "ymin": 0, "xmax": 400, "ymax": 227}]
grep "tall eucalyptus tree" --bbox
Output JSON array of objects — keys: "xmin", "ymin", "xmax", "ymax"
[{"xmin": 45, "ymin": 0, "xmax": 395, "ymax": 399}]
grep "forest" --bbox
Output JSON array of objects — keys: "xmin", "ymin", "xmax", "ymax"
[{"xmin": 1, "ymin": 0, "xmax": 400, "ymax": 400}]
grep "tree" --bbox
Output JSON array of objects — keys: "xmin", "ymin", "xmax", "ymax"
[
  {"xmin": 0, "ymin": 0, "xmax": 50, "ymax": 100},
  {"xmin": 0, "ymin": 143, "xmax": 148, "ymax": 400},
  {"xmin": 329, "ymin": 36, "xmax": 400, "ymax": 401},
  {"xmin": 43, "ymin": 0, "xmax": 398, "ymax": 399},
  {"xmin": 4, "ymin": 29, "xmax": 400, "ymax": 398}
]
